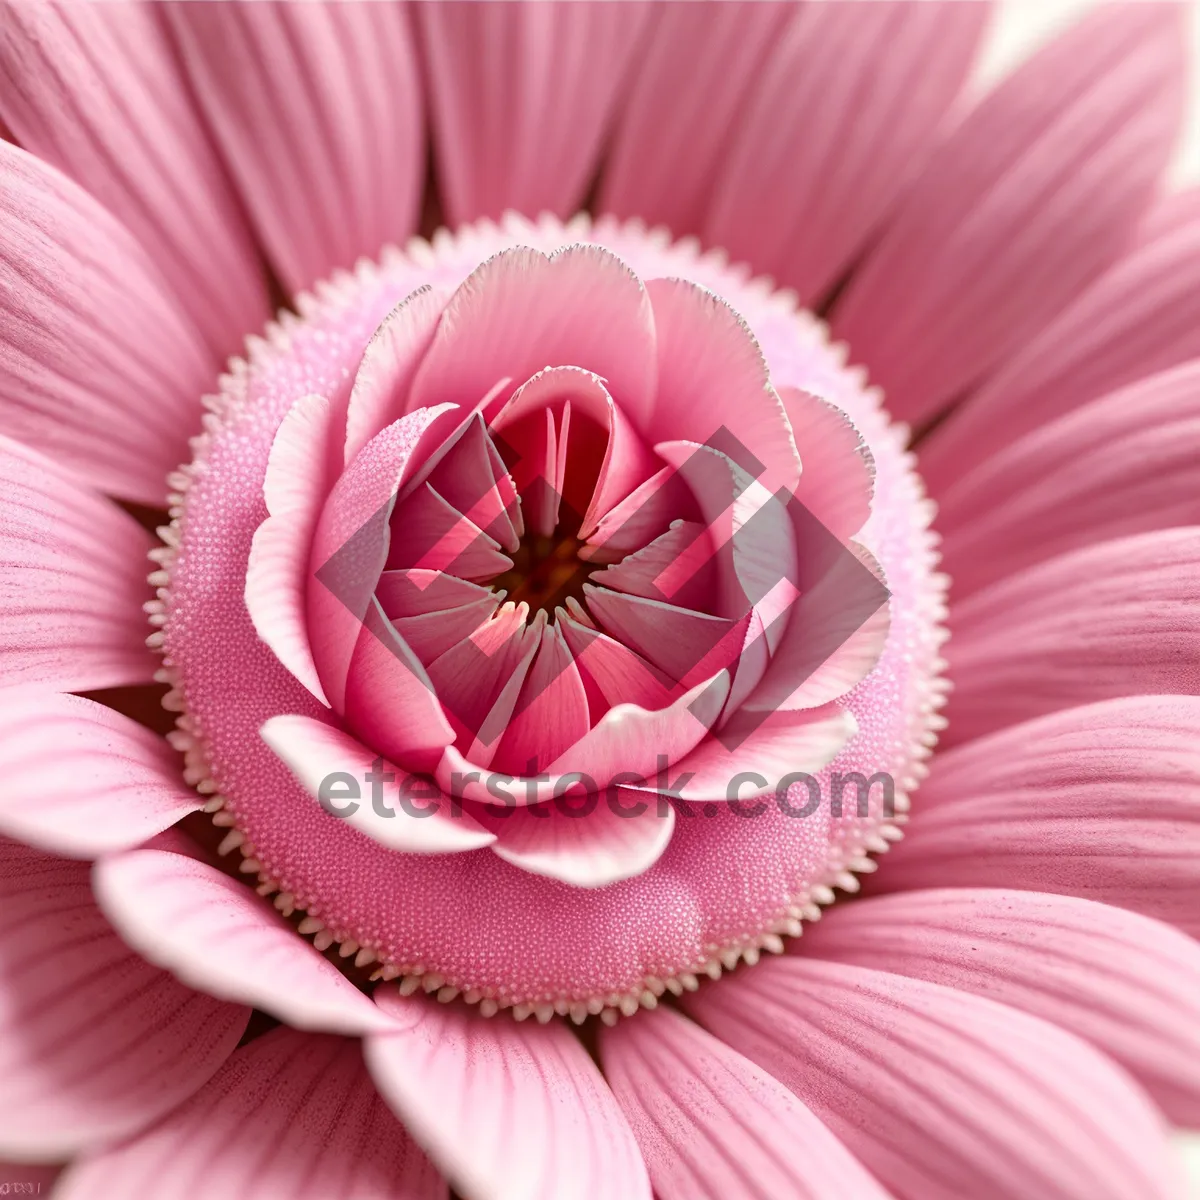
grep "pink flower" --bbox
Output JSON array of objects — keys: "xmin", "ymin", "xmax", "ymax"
[{"xmin": 0, "ymin": 3, "xmax": 1198, "ymax": 1199}]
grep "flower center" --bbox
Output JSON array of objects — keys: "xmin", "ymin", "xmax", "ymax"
[{"xmin": 156, "ymin": 214, "xmax": 947, "ymax": 1024}]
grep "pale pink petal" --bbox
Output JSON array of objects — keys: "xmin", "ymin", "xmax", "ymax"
[
  {"xmin": 246, "ymin": 393, "xmax": 340, "ymax": 705},
  {"xmin": 408, "ymin": 245, "xmax": 657, "ymax": 428},
  {"xmin": 923, "ymin": 183, "xmax": 1200, "ymax": 490},
  {"xmin": 600, "ymin": 1005, "xmax": 891, "ymax": 1200},
  {"xmin": 646, "ymin": 280, "xmax": 799, "ymax": 495},
  {"xmin": 0, "ymin": 141, "xmax": 211, "ymax": 503},
  {"xmin": 704, "ymin": 1, "xmax": 987, "ymax": 303},
  {"xmin": 0, "ymin": 692, "xmax": 198, "ymax": 857},
  {"xmin": 936, "ymin": 362, "xmax": 1200, "ymax": 596},
  {"xmin": 93, "ymin": 847, "xmax": 394, "ymax": 1034},
  {"xmin": 57, "ymin": 1028, "xmax": 446, "ymax": 1200},
  {"xmin": 945, "ymin": 528, "xmax": 1200, "ymax": 742},
  {"xmin": 0, "ymin": 436, "xmax": 157, "ymax": 692},
  {"xmin": 598, "ymin": 2, "xmax": 791, "ymax": 238},
  {"xmin": 0, "ymin": 838, "xmax": 248, "ymax": 1161},
  {"xmin": 416, "ymin": 1, "xmax": 649, "ymax": 224},
  {"xmin": 874, "ymin": 695, "xmax": 1200, "ymax": 938},
  {"xmin": 366, "ymin": 991, "xmax": 651, "ymax": 1200},
  {"xmin": 166, "ymin": 0, "xmax": 423, "ymax": 292},
  {"xmin": 1137, "ymin": 184, "xmax": 1200, "ymax": 244},
  {"xmin": 558, "ymin": 613, "xmax": 677, "ymax": 713},
  {"xmin": 833, "ymin": 4, "xmax": 1186, "ymax": 425},
  {"xmin": 388, "ymin": 598, "xmax": 501, "ymax": 665},
  {"xmin": 345, "ymin": 287, "xmax": 449, "ymax": 467},
  {"xmin": 686, "ymin": 956, "xmax": 1179, "ymax": 1200},
  {"xmin": 801, "ymin": 888, "xmax": 1200, "ymax": 1125},
  {"xmin": 0, "ymin": 1, "xmax": 268, "ymax": 357},
  {"xmin": 261, "ymin": 714, "xmax": 495, "ymax": 854},
  {"xmin": 376, "ymin": 568, "xmax": 499, "ymax": 619}
]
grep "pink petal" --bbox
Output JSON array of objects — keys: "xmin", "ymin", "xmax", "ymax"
[
  {"xmin": 93, "ymin": 847, "xmax": 394, "ymax": 1034},
  {"xmin": 246, "ymin": 393, "xmax": 340, "ymax": 705},
  {"xmin": 345, "ymin": 287, "xmax": 449, "ymax": 467},
  {"xmin": 801, "ymin": 888, "xmax": 1200, "ymax": 1125},
  {"xmin": 936, "ymin": 362, "xmax": 1200, "ymax": 597},
  {"xmin": 407, "ymin": 245, "xmax": 657, "ymax": 430},
  {"xmin": 387, "ymin": 598, "xmax": 501, "ymax": 665},
  {"xmin": 0, "ymin": 1, "xmax": 268, "ymax": 358},
  {"xmin": 0, "ymin": 692, "xmax": 198, "ymax": 858},
  {"xmin": 388, "ymin": 485, "xmax": 513, "ymax": 579},
  {"xmin": 598, "ymin": 3, "xmax": 791, "ymax": 239},
  {"xmin": 366, "ymin": 991, "xmax": 651, "ymax": 1200},
  {"xmin": 922, "ymin": 180, "xmax": 1200, "ymax": 491},
  {"xmin": 261, "ymin": 714, "xmax": 495, "ymax": 855},
  {"xmin": 416, "ymin": 1, "xmax": 649, "ymax": 225},
  {"xmin": 166, "ymin": 1, "xmax": 423, "ymax": 293},
  {"xmin": 0, "ymin": 436, "xmax": 157, "ymax": 692},
  {"xmin": 0, "ymin": 838, "xmax": 248, "ymax": 1161},
  {"xmin": 376, "ymin": 568, "xmax": 499, "ymax": 619},
  {"xmin": 873, "ymin": 695, "xmax": 1200, "ymax": 938},
  {"xmin": 600, "ymin": 1005, "xmax": 890, "ymax": 1200},
  {"xmin": 704, "ymin": 1, "xmax": 987, "ymax": 304},
  {"xmin": 482, "ymin": 787, "xmax": 675, "ymax": 888},
  {"xmin": 945, "ymin": 527, "xmax": 1200, "ymax": 743},
  {"xmin": 558, "ymin": 613, "xmax": 677, "ymax": 713},
  {"xmin": 57, "ymin": 1028, "xmax": 445, "ymax": 1200},
  {"xmin": 645, "ymin": 279, "xmax": 799, "ymax": 496},
  {"xmin": 0, "ymin": 141, "xmax": 211, "ymax": 503},
  {"xmin": 0, "ymin": 1163, "xmax": 59, "ymax": 1190},
  {"xmin": 685, "ymin": 956, "xmax": 1179, "ymax": 1200},
  {"xmin": 832, "ymin": 3, "xmax": 1186, "ymax": 425}
]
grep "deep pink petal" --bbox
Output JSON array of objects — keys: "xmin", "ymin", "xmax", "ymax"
[
  {"xmin": 800, "ymin": 888, "xmax": 1200, "ymax": 1125},
  {"xmin": 0, "ymin": 838, "xmax": 248, "ymax": 1161},
  {"xmin": 93, "ymin": 847, "xmax": 394, "ymax": 1034},
  {"xmin": 922, "ymin": 182, "xmax": 1200, "ymax": 490},
  {"xmin": 482, "ymin": 789, "xmax": 675, "ymax": 889},
  {"xmin": 0, "ymin": 436, "xmax": 157, "ymax": 692},
  {"xmin": 704, "ymin": 1, "xmax": 987, "ymax": 303},
  {"xmin": 686, "ymin": 956, "xmax": 1179, "ymax": 1200},
  {"xmin": 57, "ymin": 1028, "xmax": 445, "ymax": 1200},
  {"xmin": 944, "ymin": 527, "xmax": 1200, "ymax": 742},
  {"xmin": 598, "ymin": 2, "xmax": 791, "ymax": 239},
  {"xmin": 600, "ymin": 1005, "xmax": 891, "ymax": 1200},
  {"xmin": 261, "ymin": 714, "xmax": 495, "ymax": 854},
  {"xmin": 246, "ymin": 393, "xmax": 340, "ymax": 705},
  {"xmin": 166, "ymin": 0, "xmax": 423, "ymax": 292},
  {"xmin": 408, "ymin": 245, "xmax": 657, "ymax": 429},
  {"xmin": 0, "ymin": 1, "xmax": 268, "ymax": 358},
  {"xmin": 366, "ymin": 991, "xmax": 651, "ymax": 1200},
  {"xmin": 417, "ymin": 1, "xmax": 649, "ymax": 225},
  {"xmin": 936, "ymin": 362, "xmax": 1200, "ymax": 596},
  {"xmin": 0, "ymin": 141, "xmax": 211, "ymax": 503},
  {"xmin": 874, "ymin": 695, "xmax": 1200, "ymax": 938},
  {"xmin": 832, "ymin": 3, "xmax": 1186, "ymax": 424},
  {"xmin": 0, "ymin": 692, "xmax": 198, "ymax": 857}
]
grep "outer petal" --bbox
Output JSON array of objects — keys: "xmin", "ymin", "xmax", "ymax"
[
  {"xmin": 598, "ymin": 2, "xmax": 790, "ymax": 238},
  {"xmin": 0, "ymin": 692, "xmax": 198, "ymax": 857},
  {"xmin": 685, "ymin": 956, "xmax": 1179, "ymax": 1200},
  {"xmin": 945, "ymin": 527, "xmax": 1200, "ymax": 742},
  {"xmin": 366, "ymin": 991, "xmax": 651, "ymax": 1200},
  {"xmin": 93, "ymin": 847, "xmax": 394, "ymax": 1034},
  {"xmin": 873, "ymin": 695, "xmax": 1200, "ymax": 937},
  {"xmin": 922, "ymin": 185, "xmax": 1200, "ymax": 490},
  {"xmin": 704, "ymin": 1, "xmax": 987, "ymax": 304},
  {"xmin": 0, "ymin": 838, "xmax": 249, "ymax": 1162},
  {"xmin": 166, "ymin": 0, "xmax": 423, "ymax": 292},
  {"xmin": 57, "ymin": 1029, "xmax": 446, "ymax": 1200},
  {"xmin": 0, "ymin": 141, "xmax": 211, "ymax": 502},
  {"xmin": 0, "ymin": 436, "xmax": 157, "ymax": 692},
  {"xmin": 417, "ymin": 1, "xmax": 649, "ymax": 225},
  {"xmin": 483, "ymin": 792, "xmax": 675, "ymax": 888},
  {"xmin": 599, "ymin": 1005, "xmax": 892, "ymax": 1200},
  {"xmin": 0, "ymin": 0, "xmax": 268, "ymax": 358},
  {"xmin": 832, "ymin": 4, "xmax": 1186, "ymax": 425},
  {"xmin": 800, "ymin": 888, "xmax": 1200, "ymax": 1125},
  {"xmin": 261, "ymin": 714, "xmax": 495, "ymax": 855},
  {"xmin": 935, "ymin": 362, "xmax": 1200, "ymax": 596}
]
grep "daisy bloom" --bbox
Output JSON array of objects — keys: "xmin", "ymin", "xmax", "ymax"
[{"xmin": 1, "ymin": 2, "xmax": 1200, "ymax": 1198}]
